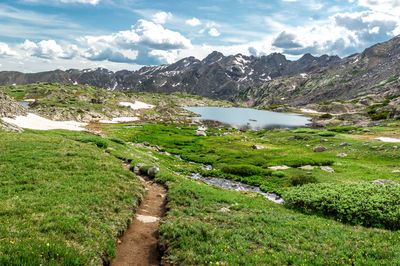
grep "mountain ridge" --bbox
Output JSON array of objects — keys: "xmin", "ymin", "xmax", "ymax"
[{"xmin": 0, "ymin": 51, "xmax": 340, "ymax": 100}]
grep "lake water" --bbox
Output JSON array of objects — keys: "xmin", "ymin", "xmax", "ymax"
[
  {"xmin": 18, "ymin": 101, "xmax": 30, "ymax": 109},
  {"xmin": 185, "ymin": 107, "xmax": 310, "ymax": 130}
]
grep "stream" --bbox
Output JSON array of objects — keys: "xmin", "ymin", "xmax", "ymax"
[{"xmin": 188, "ymin": 172, "xmax": 284, "ymax": 204}]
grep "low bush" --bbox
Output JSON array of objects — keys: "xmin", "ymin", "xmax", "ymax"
[
  {"xmin": 290, "ymin": 174, "xmax": 318, "ymax": 186},
  {"xmin": 77, "ymin": 136, "xmax": 108, "ymax": 148},
  {"xmin": 320, "ymin": 113, "xmax": 333, "ymax": 119},
  {"xmin": 271, "ymin": 171, "xmax": 286, "ymax": 178},
  {"xmin": 318, "ymin": 131, "xmax": 335, "ymax": 137},
  {"xmin": 329, "ymin": 126, "xmax": 359, "ymax": 133},
  {"xmin": 292, "ymin": 128, "xmax": 318, "ymax": 134},
  {"xmin": 220, "ymin": 164, "xmax": 266, "ymax": 176},
  {"xmin": 283, "ymin": 183, "xmax": 400, "ymax": 230},
  {"xmin": 139, "ymin": 165, "xmax": 153, "ymax": 175},
  {"xmin": 109, "ymin": 137, "xmax": 126, "ymax": 145}
]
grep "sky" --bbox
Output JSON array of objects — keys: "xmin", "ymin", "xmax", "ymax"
[{"xmin": 0, "ymin": 0, "xmax": 399, "ymax": 72}]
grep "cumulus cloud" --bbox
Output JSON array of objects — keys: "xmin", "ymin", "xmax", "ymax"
[
  {"xmin": 21, "ymin": 40, "xmax": 78, "ymax": 59},
  {"xmin": 77, "ymin": 19, "xmax": 191, "ymax": 64},
  {"xmin": 81, "ymin": 20, "xmax": 191, "ymax": 51},
  {"xmin": 0, "ymin": 42, "xmax": 17, "ymax": 57},
  {"xmin": 60, "ymin": 0, "xmax": 100, "ymax": 4},
  {"xmin": 335, "ymin": 11, "xmax": 400, "ymax": 42},
  {"xmin": 148, "ymin": 49, "xmax": 179, "ymax": 64},
  {"xmin": 208, "ymin": 27, "xmax": 221, "ymax": 37},
  {"xmin": 272, "ymin": 31, "xmax": 302, "ymax": 48},
  {"xmin": 83, "ymin": 48, "xmax": 137, "ymax": 63},
  {"xmin": 151, "ymin": 11, "xmax": 173, "ymax": 24},
  {"xmin": 357, "ymin": 0, "xmax": 400, "ymax": 13},
  {"xmin": 186, "ymin": 17, "xmax": 201, "ymax": 26}
]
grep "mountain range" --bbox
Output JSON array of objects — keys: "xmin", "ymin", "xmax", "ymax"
[{"xmin": 1, "ymin": 36, "xmax": 399, "ymax": 106}]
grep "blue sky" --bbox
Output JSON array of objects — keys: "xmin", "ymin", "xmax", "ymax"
[{"xmin": 0, "ymin": 0, "xmax": 399, "ymax": 72}]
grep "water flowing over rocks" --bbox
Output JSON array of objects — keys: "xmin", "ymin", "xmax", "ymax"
[{"xmin": 189, "ymin": 173, "xmax": 284, "ymax": 204}]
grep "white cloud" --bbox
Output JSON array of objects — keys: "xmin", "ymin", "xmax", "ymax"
[
  {"xmin": 148, "ymin": 49, "xmax": 179, "ymax": 64},
  {"xmin": 81, "ymin": 20, "xmax": 191, "ymax": 51},
  {"xmin": 151, "ymin": 11, "xmax": 173, "ymax": 24},
  {"xmin": 186, "ymin": 17, "xmax": 201, "ymax": 26},
  {"xmin": 0, "ymin": 42, "xmax": 17, "ymax": 57},
  {"xmin": 60, "ymin": 0, "xmax": 100, "ymax": 5},
  {"xmin": 357, "ymin": 0, "xmax": 400, "ymax": 13},
  {"xmin": 135, "ymin": 20, "xmax": 191, "ymax": 49},
  {"xmin": 208, "ymin": 27, "xmax": 221, "ymax": 37},
  {"xmin": 21, "ymin": 39, "xmax": 79, "ymax": 59}
]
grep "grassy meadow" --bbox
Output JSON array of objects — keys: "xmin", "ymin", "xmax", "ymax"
[
  {"xmin": 0, "ymin": 130, "xmax": 144, "ymax": 265},
  {"xmin": 1, "ymin": 113, "xmax": 400, "ymax": 264}
]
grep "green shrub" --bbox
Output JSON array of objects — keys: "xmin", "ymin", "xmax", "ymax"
[
  {"xmin": 77, "ymin": 136, "xmax": 108, "ymax": 148},
  {"xmin": 139, "ymin": 165, "xmax": 153, "ymax": 175},
  {"xmin": 367, "ymin": 110, "xmax": 389, "ymax": 121},
  {"xmin": 220, "ymin": 164, "xmax": 265, "ymax": 176},
  {"xmin": 271, "ymin": 171, "xmax": 286, "ymax": 178},
  {"xmin": 283, "ymin": 183, "xmax": 400, "ymax": 230},
  {"xmin": 318, "ymin": 131, "xmax": 335, "ymax": 137},
  {"xmin": 109, "ymin": 137, "xmax": 126, "ymax": 145},
  {"xmin": 290, "ymin": 175, "xmax": 318, "ymax": 186},
  {"xmin": 292, "ymin": 128, "xmax": 318, "ymax": 134},
  {"xmin": 320, "ymin": 113, "xmax": 333, "ymax": 119},
  {"xmin": 329, "ymin": 126, "xmax": 359, "ymax": 133}
]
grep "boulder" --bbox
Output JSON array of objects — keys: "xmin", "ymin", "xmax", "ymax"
[
  {"xmin": 320, "ymin": 166, "xmax": 334, "ymax": 173},
  {"xmin": 251, "ymin": 145, "xmax": 265, "ymax": 150},
  {"xmin": 336, "ymin": 153, "xmax": 348, "ymax": 158},
  {"xmin": 196, "ymin": 131, "xmax": 207, "ymax": 137},
  {"xmin": 147, "ymin": 167, "xmax": 160, "ymax": 178},
  {"xmin": 321, "ymin": 139, "xmax": 329, "ymax": 142},
  {"xmin": 268, "ymin": 165, "xmax": 290, "ymax": 170},
  {"xmin": 340, "ymin": 142, "xmax": 350, "ymax": 146},
  {"xmin": 298, "ymin": 165, "xmax": 315, "ymax": 170},
  {"xmin": 313, "ymin": 146, "xmax": 327, "ymax": 152},
  {"xmin": 133, "ymin": 163, "xmax": 146, "ymax": 174},
  {"xmin": 371, "ymin": 179, "xmax": 398, "ymax": 185}
]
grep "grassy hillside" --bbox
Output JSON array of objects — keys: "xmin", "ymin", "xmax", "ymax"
[{"xmin": 0, "ymin": 130, "xmax": 144, "ymax": 265}]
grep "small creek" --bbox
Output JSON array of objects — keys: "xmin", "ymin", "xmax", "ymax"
[{"xmin": 188, "ymin": 173, "xmax": 284, "ymax": 204}]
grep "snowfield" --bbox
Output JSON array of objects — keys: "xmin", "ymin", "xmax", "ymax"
[
  {"xmin": 2, "ymin": 113, "xmax": 87, "ymax": 131},
  {"xmin": 119, "ymin": 101, "xmax": 155, "ymax": 110}
]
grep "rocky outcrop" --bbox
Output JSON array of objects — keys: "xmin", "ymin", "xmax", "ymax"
[{"xmin": 0, "ymin": 91, "xmax": 27, "ymax": 118}]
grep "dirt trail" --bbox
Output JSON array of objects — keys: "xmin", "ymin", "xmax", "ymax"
[{"xmin": 112, "ymin": 165, "xmax": 167, "ymax": 266}]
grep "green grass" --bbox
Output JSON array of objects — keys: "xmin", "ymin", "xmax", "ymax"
[
  {"xmin": 2, "ymin": 116, "xmax": 400, "ymax": 265},
  {"xmin": 0, "ymin": 131, "xmax": 144, "ymax": 265},
  {"xmin": 104, "ymin": 123, "xmax": 400, "ymax": 194},
  {"xmin": 155, "ymin": 171, "xmax": 400, "ymax": 265}
]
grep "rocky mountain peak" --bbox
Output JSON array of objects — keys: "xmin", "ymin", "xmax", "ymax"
[{"xmin": 202, "ymin": 51, "xmax": 224, "ymax": 64}]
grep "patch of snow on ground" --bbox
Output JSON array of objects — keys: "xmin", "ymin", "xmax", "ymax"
[
  {"xmin": 300, "ymin": 73, "xmax": 308, "ymax": 78},
  {"xmin": 23, "ymin": 99, "xmax": 36, "ymax": 102},
  {"xmin": 300, "ymin": 108, "xmax": 322, "ymax": 114},
  {"xmin": 2, "ymin": 113, "xmax": 87, "ymax": 131},
  {"xmin": 374, "ymin": 137, "xmax": 400, "ymax": 143},
  {"xmin": 99, "ymin": 117, "xmax": 139, "ymax": 124},
  {"xmin": 119, "ymin": 101, "xmax": 155, "ymax": 110}
]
